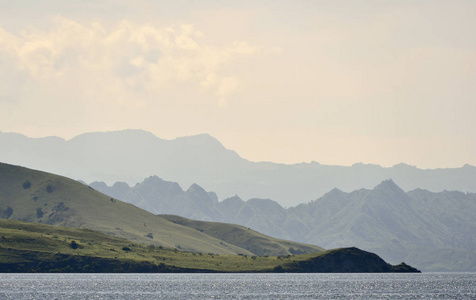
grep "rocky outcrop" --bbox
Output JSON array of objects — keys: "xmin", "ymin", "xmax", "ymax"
[{"xmin": 283, "ymin": 247, "xmax": 420, "ymax": 273}]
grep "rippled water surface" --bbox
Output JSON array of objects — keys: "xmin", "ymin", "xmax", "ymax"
[{"xmin": 0, "ymin": 273, "xmax": 474, "ymax": 299}]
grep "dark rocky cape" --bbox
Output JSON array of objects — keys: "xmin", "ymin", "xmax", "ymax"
[{"xmin": 283, "ymin": 247, "xmax": 420, "ymax": 273}]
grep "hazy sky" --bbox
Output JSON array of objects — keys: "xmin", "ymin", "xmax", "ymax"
[{"xmin": 1, "ymin": 0, "xmax": 475, "ymax": 168}]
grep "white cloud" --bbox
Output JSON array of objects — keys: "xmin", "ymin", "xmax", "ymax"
[
  {"xmin": 0, "ymin": 17, "xmax": 260, "ymax": 107},
  {"xmin": 215, "ymin": 77, "xmax": 239, "ymax": 107}
]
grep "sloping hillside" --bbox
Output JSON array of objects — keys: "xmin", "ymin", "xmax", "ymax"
[
  {"xmin": 0, "ymin": 219, "xmax": 418, "ymax": 273},
  {"xmin": 161, "ymin": 215, "xmax": 324, "ymax": 256},
  {"xmin": 0, "ymin": 162, "xmax": 322, "ymax": 256}
]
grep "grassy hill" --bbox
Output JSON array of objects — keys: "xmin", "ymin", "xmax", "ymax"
[
  {"xmin": 0, "ymin": 219, "xmax": 419, "ymax": 273},
  {"xmin": 0, "ymin": 162, "xmax": 322, "ymax": 256},
  {"xmin": 161, "ymin": 215, "xmax": 324, "ymax": 256}
]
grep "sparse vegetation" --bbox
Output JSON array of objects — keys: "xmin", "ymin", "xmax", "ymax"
[
  {"xmin": 70, "ymin": 240, "xmax": 79, "ymax": 249},
  {"xmin": 0, "ymin": 215, "xmax": 420, "ymax": 273},
  {"xmin": 22, "ymin": 180, "xmax": 31, "ymax": 189},
  {"xmin": 0, "ymin": 206, "xmax": 13, "ymax": 219},
  {"xmin": 46, "ymin": 185, "xmax": 54, "ymax": 193}
]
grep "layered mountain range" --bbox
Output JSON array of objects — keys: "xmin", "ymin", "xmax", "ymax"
[
  {"xmin": 1, "ymin": 129, "xmax": 475, "ymax": 207},
  {"xmin": 0, "ymin": 162, "xmax": 322, "ymax": 257},
  {"xmin": 91, "ymin": 177, "xmax": 476, "ymax": 272},
  {"xmin": 0, "ymin": 162, "xmax": 419, "ymax": 273},
  {"xmin": 1, "ymin": 129, "xmax": 474, "ymax": 271}
]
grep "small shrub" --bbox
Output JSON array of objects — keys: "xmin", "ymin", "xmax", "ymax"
[
  {"xmin": 52, "ymin": 202, "xmax": 68, "ymax": 212},
  {"xmin": 22, "ymin": 180, "xmax": 31, "ymax": 189},
  {"xmin": 36, "ymin": 208, "xmax": 44, "ymax": 218},
  {"xmin": 70, "ymin": 240, "xmax": 79, "ymax": 249},
  {"xmin": 122, "ymin": 247, "xmax": 132, "ymax": 252},
  {"xmin": 46, "ymin": 185, "xmax": 54, "ymax": 193},
  {"xmin": 0, "ymin": 206, "xmax": 13, "ymax": 219},
  {"xmin": 145, "ymin": 233, "xmax": 154, "ymax": 239}
]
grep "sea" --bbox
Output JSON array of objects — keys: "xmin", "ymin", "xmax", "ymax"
[{"xmin": 0, "ymin": 273, "xmax": 474, "ymax": 299}]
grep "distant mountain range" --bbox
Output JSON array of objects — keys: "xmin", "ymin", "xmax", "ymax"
[
  {"xmin": 0, "ymin": 162, "xmax": 322, "ymax": 257},
  {"xmin": 0, "ymin": 162, "xmax": 419, "ymax": 273},
  {"xmin": 1, "ymin": 129, "xmax": 475, "ymax": 207},
  {"xmin": 91, "ymin": 177, "xmax": 476, "ymax": 272}
]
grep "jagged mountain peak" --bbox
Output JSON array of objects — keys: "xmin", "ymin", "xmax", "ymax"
[
  {"xmin": 135, "ymin": 176, "xmax": 183, "ymax": 196},
  {"xmin": 314, "ymin": 188, "xmax": 347, "ymax": 203},
  {"xmin": 142, "ymin": 175, "xmax": 164, "ymax": 183},
  {"xmin": 187, "ymin": 182, "xmax": 218, "ymax": 194},
  {"xmin": 374, "ymin": 179, "xmax": 404, "ymax": 192},
  {"xmin": 327, "ymin": 187, "xmax": 345, "ymax": 195},
  {"xmin": 186, "ymin": 183, "xmax": 218, "ymax": 202},
  {"xmin": 222, "ymin": 195, "xmax": 243, "ymax": 204},
  {"xmin": 187, "ymin": 183, "xmax": 207, "ymax": 193}
]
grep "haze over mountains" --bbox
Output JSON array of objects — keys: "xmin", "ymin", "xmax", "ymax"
[
  {"xmin": 0, "ymin": 162, "xmax": 323, "ymax": 257},
  {"xmin": 2, "ymin": 129, "xmax": 475, "ymax": 271},
  {"xmin": 91, "ymin": 177, "xmax": 476, "ymax": 272},
  {"xmin": 1, "ymin": 129, "xmax": 475, "ymax": 207}
]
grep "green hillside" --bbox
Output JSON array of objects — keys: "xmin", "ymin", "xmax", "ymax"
[
  {"xmin": 0, "ymin": 219, "xmax": 419, "ymax": 273},
  {"xmin": 0, "ymin": 162, "xmax": 322, "ymax": 256},
  {"xmin": 0, "ymin": 219, "xmax": 277, "ymax": 272},
  {"xmin": 161, "ymin": 215, "xmax": 324, "ymax": 256}
]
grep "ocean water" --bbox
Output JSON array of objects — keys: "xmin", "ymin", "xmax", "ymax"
[{"xmin": 0, "ymin": 273, "xmax": 474, "ymax": 299}]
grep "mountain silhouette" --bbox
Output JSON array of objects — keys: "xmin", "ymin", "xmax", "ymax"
[
  {"xmin": 91, "ymin": 177, "xmax": 476, "ymax": 272},
  {"xmin": 1, "ymin": 129, "xmax": 475, "ymax": 207}
]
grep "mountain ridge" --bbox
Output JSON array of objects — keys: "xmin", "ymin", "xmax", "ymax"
[
  {"xmin": 1, "ymin": 129, "xmax": 475, "ymax": 207},
  {"xmin": 90, "ymin": 175, "xmax": 476, "ymax": 271}
]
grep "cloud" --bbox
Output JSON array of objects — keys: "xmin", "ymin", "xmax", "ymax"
[{"xmin": 0, "ymin": 17, "xmax": 260, "ymax": 107}]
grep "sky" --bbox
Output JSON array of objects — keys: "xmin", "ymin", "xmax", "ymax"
[{"xmin": 0, "ymin": 0, "xmax": 475, "ymax": 169}]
